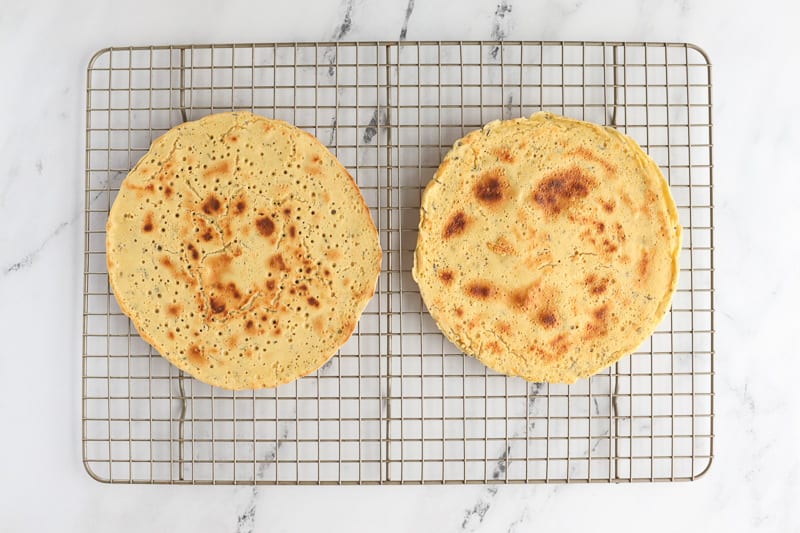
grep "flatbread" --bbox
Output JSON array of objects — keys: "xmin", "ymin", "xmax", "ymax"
[
  {"xmin": 107, "ymin": 111, "xmax": 381, "ymax": 390},
  {"xmin": 413, "ymin": 112, "xmax": 681, "ymax": 383}
]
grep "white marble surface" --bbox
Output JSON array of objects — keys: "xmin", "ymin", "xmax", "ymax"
[{"xmin": 1, "ymin": 0, "xmax": 799, "ymax": 530}]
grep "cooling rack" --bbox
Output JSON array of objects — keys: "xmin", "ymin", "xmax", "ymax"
[{"xmin": 83, "ymin": 41, "xmax": 714, "ymax": 484}]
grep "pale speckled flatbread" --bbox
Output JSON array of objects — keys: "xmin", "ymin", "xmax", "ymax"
[
  {"xmin": 413, "ymin": 112, "xmax": 681, "ymax": 383},
  {"xmin": 107, "ymin": 111, "xmax": 381, "ymax": 390}
]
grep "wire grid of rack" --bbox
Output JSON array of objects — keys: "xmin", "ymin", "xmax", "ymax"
[{"xmin": 83, "ymin": 41, "xmax": 714, "ymax": 484}]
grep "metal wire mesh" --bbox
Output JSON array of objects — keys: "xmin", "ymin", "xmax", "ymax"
[{"xmin": 83, "ymin": 41, "xmax": 714, "ymax": 484}]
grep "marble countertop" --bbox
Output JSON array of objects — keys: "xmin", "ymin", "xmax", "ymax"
[{"xmin": 1, "ymin": 0, "xmax": 798, "ymax": 531}]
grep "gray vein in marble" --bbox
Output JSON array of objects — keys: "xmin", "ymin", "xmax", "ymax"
[
  {"xmin": 328, "ymin": 117, "xmax": 337, "ymax": 146},
  {"xmin": 318, "ymin": 357, "xmax": 336, "ymax": 375},
  {"xmin": 527, "ymin": 381, "xmax": 543, "ymax": 412},
  {"xmin": 489, "ymin": 1, "xmax": 513, "ymax": 59},
  {"xmin": 331, "ymin": 0, "xmax": 354, "ymax": 41},
  {"xmin": 491, "ymin": 447, "xmax": 510, "ymax": 480},
  {"xmin": 399, "ymin": 0, "xmax": 415, "ymax": 41},
  {"xmin": 3, "ymin": 220, "xmax": 71, "ymax": 276},
  {"xmin": 235, "ymin": 504, "xmax": 255, "ymax": 533},
  {"xmin": 589, "ymin": 424, "xmax": 611, "ymax": 455},
  {"xmin": 506, "ymin": 514, "xmax": 526, "ymax": 533},
  {"xmin": 363, "ymin": 108, "xmax": 387, "ymax": 144},
  {"xmin": 3, "ymin": 165, "xmax": 119, "ymax": 277},
  {"xmin": 325, "ymin": 0, "xmax": 356, "ymax": 76},
  {"xmin": 235, "ymin": 424, "xmax": 290, "ymax": 533},
  {"xmin": 461, "ymin": 486, "xmax": 498, "ymax": 531},
  {"xmin": 504, "ymin": 93, "xmax": 514, "ymax": 117}
]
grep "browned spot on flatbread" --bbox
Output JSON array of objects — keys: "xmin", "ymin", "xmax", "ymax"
[
  {"xmin": 486, "ymin": 236, "xmax": 516, "ymax": 256},
  {"xmin": 537, "ymin": 308, "xmax": 559, "ymax": 329},
  {"xmin": 306, "ymin": 154, "xmax": 323, "ymax": 176},
  {"xmin": 210, "ymin": 297, "xmax": 226, "ymax": 315},
  {"xmin": 226, "ymin": 334, "xmax": 239, "ymax": 349},
  {"xmin": 595, "ymin": 222, "xmax": 605, "ymax": 233},
  {"xmin": 443, "ymin": 211, "xmax": 469, "ymax": 239},
  {"xmin": 142, "ymin": 212, "xmax": 154, "ymax": 233},
  {"xmin": 638, "ymin": 250, "xmax": 650, "ymax": 280},
  {"xmin": 326, "ymin": 249, "xmax": 342, "ymax": 261},
  {"xmin": 583, "ymin": 304, "xmax": 610, "ymax": 340},
  {"xmin": 188, "ymin": 345, "xmax": 205, "ymax": 365},
  {"xmin": 602, "ymin": 239, "xmax": 618, "ymax": 254},
  {"xmin": 531, "ymin": 166, "xmax": 595, "ymax": 216},
  {"xmin": 167, "ymin": 331, "xmax": 175, "ymax": 340},
  {"xmin": 497, "ymin": 321, "xmax": 512, "ymax": 335},
  {"xmin": 126, "ymin": 182, "xmax": 155, "ymax": 197},
  {"xmin": 256, "ymin": 216, "xmax": 275, "ymax": 237},
  {"xmin": 164, "ymin": 186, "xmax": 173, "ymax": 198},
  {"xmin": 621, "ymin": 192, "xmax": 635, "ymax": 211},
  {"xmin": 570, "ymin": 146, "xmax": 617, "ymax": 175},
  {"xmin": 307, "ymin": 297, "xmax": 320, "ymax": 308},
  {"xmin": 288, "ymin": 225, "xmax": 297, "ymax": 238},
  {"xmin": 269, "ymin": 254, "xmax": 288, "ymax": 272},
  {"xmin": 234, "ymin": 200, "xmax": 247, "ymax": 214},
  {"xmin": 202, "ymin": 230, "xmax": 214, "ymax": 242},
  {"xmin": 614, "ymin": 223, "xmax": 626, "ymax": 242},
  {"xmin": 509, "ymin": 287, "xmax": 531, "ymax": 311},
  {"xmin": 486, "ymin": 341, "xmax": 503, "ymax": 355},
  {"xmin": 455, "ymin": 307, "xmax": 464, "ymax": 317},
  {"xmin": 226, "ymin": 282, "xmax": 242, "ymax": 300},
  {"xmin": 187, "ymin": 244, "xmax": 200, "ymax": 262},
  {"xmin": 312, "ymin": 316, "xmax": 325, "ymax": 334},
  {"xmin": 265, "ymin": 279, "xmax": 276, "ymax": 291},
  {"xmin": 203, "ymin": 160, "xmax": 230, "ymax": 179},
  {"xmin": 166, "ymin": 304, "xmax": 182, "ymax": 317},
  {"xmin": 465, "ymin": 280, "xmax": 496, "ymax": 300},
  {"xmin": 492, "ymin": 147, "xmax": 515, "ymax": 163},
  {"xmin": 203, "ymin": 254, "xmax": 250, "ymax": 319},
  {"xmin": 548, "ymin": 333, "xmax": 570, "ymax": 358},
  {"xmin": 158, "ymin": 254, "xmax": 197, "ymax": 287},
  {"xmin": 602, "ymin": 200, "xmax": 616, "ymax": 213},
  {"xmin": 507, "ymin": 281, "xmax": 545, "ymax": 311},
  {"xmin": 438, "ymin": 269, "xmax": 454, "ymax": 285},
  {"xmin": 201, "ymin": 195, "xmax": 222, "ymax": 215},
  {"xmin": 473, "ymin": 168, "xmax": 510, "ymax": 207},
  {"xmin": 245, "ymin": 319, "xmax": 256, "ymax": 333},
  {"xmin": 585, "ymin": 274, "xmax": 609, "ymax": 295}
]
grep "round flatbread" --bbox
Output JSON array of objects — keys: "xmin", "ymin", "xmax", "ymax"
[
  {"xmin": 107, "ymin": 111, "xmax": 381, "ymax": 390},
  {"xmin": 413, "ymin": 112, "xmax": 681, "ymax": 383}
]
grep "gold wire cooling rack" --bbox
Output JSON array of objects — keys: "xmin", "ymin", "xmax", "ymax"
[{"xmin": 83, "ymin": 41, "xmax": 714, "ymax": 484}]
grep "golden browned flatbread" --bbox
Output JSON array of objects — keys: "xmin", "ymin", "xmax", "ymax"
[
  {"xmin": 107, "ymin": 111, "xmax": 381, "ymax": 390},
  {"xmin": 413, "ymin": 112, "xmax": 681, "ymax": 383}
]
